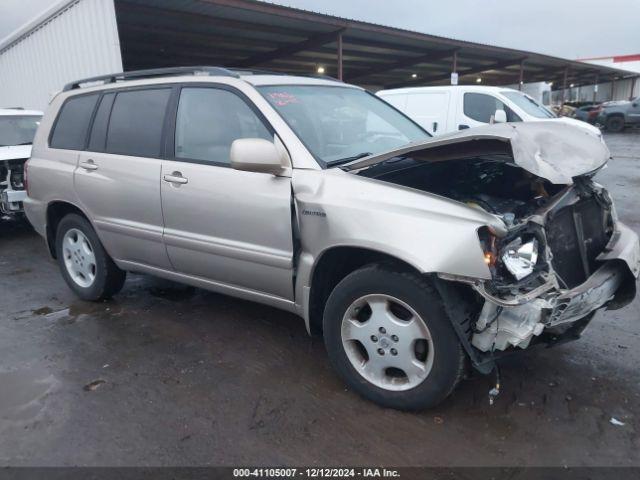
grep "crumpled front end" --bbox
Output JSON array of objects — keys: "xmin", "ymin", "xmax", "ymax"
[
  {"xmin": 433, "ymin": 178, "xmax": 640, "ymax": 359},
  {"xmin": 0, "ymin": 145, "xmax": 32, "ymax": 216},
  {"xmin": 351, "ymin": 123, "xmax": 639, "ymax": 362},
  {"xmin": 467, "ymin": 181, "xmax": 639, "ymax": 353},
  {"xmin": 1, "ymin": 158, "xmax": 28, "ymax": 215}
]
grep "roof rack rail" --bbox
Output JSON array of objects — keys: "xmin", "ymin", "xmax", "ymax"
[{"xmin": 62, "ymin": 66, "xmax": 240, "ymax": 91}]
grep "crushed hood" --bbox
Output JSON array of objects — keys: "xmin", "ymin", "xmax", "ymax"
[
  {"xmin": 344, "ymin": 122, "xmax": 610, "ymax": 184},
  {"xmin": 0, "ymin": 145, "xmax": 32, "ymax": 162}
]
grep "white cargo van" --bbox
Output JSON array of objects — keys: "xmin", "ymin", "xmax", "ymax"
[{"xmin": 377, "ymin": 86, "xmax": 600, "ymax": 136}]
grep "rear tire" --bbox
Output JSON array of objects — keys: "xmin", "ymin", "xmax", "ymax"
[
  {"xmin": 606, "ymin": 115, "xmax": 625, "ymax": 133},
  {"xmin": 55, "ymin": 214, "xmax": 126, "ymax": 301},
  {"xmin": 323, "ymin": 264, "xmax": 465, "ymax": 410}
]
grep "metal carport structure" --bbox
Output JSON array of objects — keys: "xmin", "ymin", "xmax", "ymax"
[
  {"xmin": 1, "ymin": 0, "xmax": 637, "ymax": 110},
  {"xmin": 113, "ymin": 0, "xmax": 636, "ymax": 93}
]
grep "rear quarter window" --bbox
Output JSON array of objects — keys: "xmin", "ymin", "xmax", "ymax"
[{"xmin": 50, "ymin": 94, "xmax": 99, "ymax": 150}]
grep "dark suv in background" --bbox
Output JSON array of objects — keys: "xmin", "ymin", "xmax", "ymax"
[{"xmin": 597, "ymin": 97, "xmax": 640, "ymax": 132}]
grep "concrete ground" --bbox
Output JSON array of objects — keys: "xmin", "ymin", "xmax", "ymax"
[{"xmin": 1, "ymin": 133, "xmax": 639, "ymax": 467}]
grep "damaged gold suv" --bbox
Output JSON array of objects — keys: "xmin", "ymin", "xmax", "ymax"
[{"xmin": 24, "ymin": 67, "xmax": 639, "ymax": 410}]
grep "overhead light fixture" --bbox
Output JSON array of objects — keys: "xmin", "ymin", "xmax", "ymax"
[
  {"xmin": 549, "ymin": 81, "xmax": 554, "ymax": 86},
  {"xmin": 476, "ymin": 77, "xmax": 482, "ymax": 83},
  {"xmin": 411, "ymin": 73, "xmax": 418, "ymax": 78},
  {"xmin": 317, "ymin": 66, "xmax": 325, "ymax": 74},
  {"xmin": 570, "ymin": 83, "xmax": 575, "ymax": 88}
]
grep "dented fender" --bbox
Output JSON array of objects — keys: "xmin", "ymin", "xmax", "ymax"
[{"xmin": 292, "ymin": 168, "xmax": 506, "ymax": 288}]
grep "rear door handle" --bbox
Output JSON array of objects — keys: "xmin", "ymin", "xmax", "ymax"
[
  {"xmin": 163, "ymin": 172, "xmax": 188, "ymax": 185},
  {"xmin": 79, "ymin": 160, "xmax": 98, "ymax": 171},
  {"xmin": 432, "ymin": 121, "xmax": 438, "ymax": 133}
]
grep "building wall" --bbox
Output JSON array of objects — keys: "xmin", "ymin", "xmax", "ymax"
[
  {"xmin": 579, "ymin": 55, "xmax": 640, "ymax": 75},
  {"xmin": 551, "ymin": 77, "xmax": 638, "ymax": 104},
  {"xmin": 0, "ymin": 0, "xmax": 123, "ymax": 111}
]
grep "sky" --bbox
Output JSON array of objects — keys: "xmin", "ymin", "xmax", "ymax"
[{"xmin": 1, "ymin": 0, "xmax": 638, "ymax": 59}]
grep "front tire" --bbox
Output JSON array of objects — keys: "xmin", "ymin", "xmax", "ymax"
[
  {"xmin": 606, "ymin": 115, "xmax": 625, "ymax": 133},
  {"xmin": 323, "ymin": 265, "xmax": 465, "ymax": 410},
  {"xmin": 55, "ymin": 214, "xmax": 126, "ymax": 301}
]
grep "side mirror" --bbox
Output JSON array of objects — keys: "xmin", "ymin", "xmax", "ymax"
[
  {"xmin": 231, "ymin": 138, "xmax": 283, "ymax": 175},
  {"xmin": 492, "ymin": 109, "xmax": 507, "ymax": 123}
]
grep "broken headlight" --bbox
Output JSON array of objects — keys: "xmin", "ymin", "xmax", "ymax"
[{"xmin": 501, "ymin": 237, "xmax": 539, "ymax": 280}]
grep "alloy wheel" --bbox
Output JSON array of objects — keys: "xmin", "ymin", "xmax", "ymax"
[
  {"xmin": 62, "ymin": 228, "xmax": 97, "ymax": 288},
  {"xmin": 340, "ymin": 294, "xmax": 434, "ymax": 391}
]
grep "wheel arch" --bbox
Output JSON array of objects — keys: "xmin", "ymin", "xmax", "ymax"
[
  {"xmin": 306, "ymin": 245, "xmax": 423, "ymax": 335},
  {"xmin": 45, "ymin": 201, "xmax": 91, "ymax": 258}
]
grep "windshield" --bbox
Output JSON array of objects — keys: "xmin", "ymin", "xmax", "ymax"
[
  {"xmin": 258, "ymin": 85, "xmax": 429, "ymax": 167},
  {"xmin": 0, "ymin": 115, "xmax": 42, "ymax": 147},
  {"xmin": 501, "ymin": 91, "xmax": 556, "ymax": 119}
]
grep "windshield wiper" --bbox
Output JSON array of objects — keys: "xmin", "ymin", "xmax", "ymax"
[{"xmin": 325, "ymin": 152, "xmax": 373, "ymax": 168}]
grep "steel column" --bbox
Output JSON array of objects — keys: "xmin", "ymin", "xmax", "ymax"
[
  {"xmin": 561, "ymin": 66, "xmax": 569, "ymax": 105},
  {"xmin": 337, "ymin": 32, "xmax": 343, "ymax": 80},
  {"xmin": 518, "ymin": 59, "xmax": 524, "ymax": 90},
  {"xmin": 612, "ymin": 77, "xmax": 617, "ymax": 101}
]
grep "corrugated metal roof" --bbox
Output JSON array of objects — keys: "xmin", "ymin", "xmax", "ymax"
[
  {"xmin": 113, "ymin": 0, "xmax": 636, "ymax": 89},
  {"xmin": 2, "ymin": 0, "xmax": 636, "ymax": 93}
]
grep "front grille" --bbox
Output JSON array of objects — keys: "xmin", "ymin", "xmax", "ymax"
[{"xmin": 545, "ymin": 197, "xmax": 611, "ymax": 289}]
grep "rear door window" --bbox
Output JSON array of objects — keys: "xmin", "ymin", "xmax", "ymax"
[
  {"xmin": 106, "ymin": 88, "xmax": 171, "ymax": 158},
  {"xmin": 50, "ymin": 94, "xmax": 99, "ymax": 150},
  {"xmin": 88, "ymin": 93, "xmax": 115, "ymax": 152}
]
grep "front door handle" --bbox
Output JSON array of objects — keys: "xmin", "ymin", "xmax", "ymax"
[
  {"xmin": 458, "ymin": 124, "xmax": 470, "ymax": 130},
  {"xmin": 432, "ymin": 121, "xmax": 438, "ymax": 133},
  {"xmin": 163, "ymin": 172, "xmax": 188, "ymax": 185},
  {"xmin": 79, "ymin": 160, "xmax": 98, "ymax": 171}
]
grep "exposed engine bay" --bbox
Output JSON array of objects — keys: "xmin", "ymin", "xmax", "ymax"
[
  {"xmin": 357, "ymin": 151, "xmax": 634, "ymax": 357},
  {"xmin": 0, "ymin": 158, "xmax": 27, "ymax": 215}
]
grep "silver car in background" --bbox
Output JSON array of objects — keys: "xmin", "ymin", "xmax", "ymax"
[{"xmin": 24, "ymin": 67, "xmax": 639, "ymax": 410}]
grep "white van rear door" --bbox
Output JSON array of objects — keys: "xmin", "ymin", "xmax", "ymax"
[{"xmin": 404, "ymin": 91, "xmax": 450, "ymax": 135}]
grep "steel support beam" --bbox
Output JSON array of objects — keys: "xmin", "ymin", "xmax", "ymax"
[
  {"xmin": 611, "ymin": 76, "xmax": 617, "ymax": 101},
  {"xmin": 518, "ymin": 59, "xmax": 525, "ymax": 90},
  {"xmin": 347, "ymin": 48, "xmax": 456, "ymax": 82},
  {"xmin": 387, "ymin": 57, "xmax": 526, "ymax": 88},
  {"xmin": 236, "ymin": 29, "xmax": 345, "ymax": 67},
  {"xmin": 116, "ymin": 1, "xmax": 311, "ymax": 38},
  {"xmin": 450, "ymin": 50, "xmax": 458, "ymax": 85},
  {"xmin": 337, "ymin": 32, "xmax": 343, "ymax": 80},
  {"xmin": 561, "ymin": 66, "xmax": 569, "ymax": 105}
]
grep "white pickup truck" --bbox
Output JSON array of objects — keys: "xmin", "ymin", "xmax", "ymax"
[
  {"xmin": 0, "ymin": 108, "xmax": 42, "ymax": 218},
  {"xmin": 377, "ymin": 85, "xmax": 601, "ymax": 137}
]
